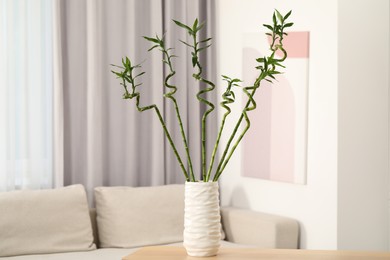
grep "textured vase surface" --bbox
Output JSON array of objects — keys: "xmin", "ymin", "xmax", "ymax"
[{"xmin": 183, "ymin": 181, "xmax": 221, "ymax": 257}]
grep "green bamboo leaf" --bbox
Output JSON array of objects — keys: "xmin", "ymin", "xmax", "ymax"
[
  {"xmin": 111, "ymin": 70, "xmax": 122, "ymax": 77},
  {"xmin": 143, "ymin": 36, "xmax": 160, "ymax": 44},
  {"xmin": 173, "ymin": 20, "xmax": 192, "ymax": 32},
  {"xmin": 134, "ymin": 71, "xmax": 145, "ymax": 79},
  {"xmin": 125, "ymin": 57, "xmax": 131, "ymax": 66},
  {"xmin": 199, "ymin": 44, "xmax": 212, "ymax": 52},
  {"xmin": 284, "ymin": 22, "xmax": 294, "ymax": 28},
  {"xmin": 231, "ymin": 78, "xmax": 242, "ymax": 83},
  {"xmin": 195, "ymin": 21, "xmax": 205, "ymax": 33},
  {"xmin": 275, "ymin": 9, "xmax": 283, "ymax": 22},
  {"xmin": 273, "ymin": 12, "xmax": 276, "ymax": 25},
  {"xmin": 275, "ymin": 63, "xmax": 286, "ymax": 68},
  {"xmin": 284, "ymin": 10, "xmax": 292, "ymax": 20},
  {"xmin": 124, "ymin": 74, "xmax": 131, "ymax": 81},
  {"xmin": 179, "ymin": 40, "xmax": 193, "ymax": 48},
  {"xmin": 263, "ymin": 24, "xmax": 273, "ymax": 31},
  {"xmin": 200, "ymin": 37, "xmax": 212, "ymax": 43},
  {"xmin": 148, "ymin": 45, "xmax": 159, "ymax": 51},
  {"xmin": 192, "ymin": 18, "xmax": 198, "ymax": 31},
  {"xmin": 110, "ymin": 64, "xmax": 124, "ymax": 69}
]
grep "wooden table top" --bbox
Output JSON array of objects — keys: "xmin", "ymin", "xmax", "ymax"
[{"xmin": 122, "ymin": 246, "xmax": 390, "ymax": 260}]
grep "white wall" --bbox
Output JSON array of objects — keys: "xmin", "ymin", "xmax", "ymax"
[
  {"xmin": 338, "ymin": 0, "xmax": 389, "ymax": 251},
  {"xmin": 217, "ymin": 0, "xmax": 389, "ymax": 250}
]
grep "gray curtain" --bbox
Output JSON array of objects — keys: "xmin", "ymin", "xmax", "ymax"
[{"xmin": 59, "ymin": 0, "xmax": 217, "ymax": 196}]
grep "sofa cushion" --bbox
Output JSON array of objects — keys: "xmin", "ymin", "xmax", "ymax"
[
  {"xmin": 94, "ymin": 185, "xmax": 185, "ymax": 248},
  {"xmin": 0, "ymin": 184, "xmax": 96, "ymax": 257}
]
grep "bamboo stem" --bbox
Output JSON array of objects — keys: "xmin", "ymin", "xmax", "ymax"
[
  {"xmin": 213, "ymin": 83, "xmax": 260, "ymax": 181},
  {"xmin": 207, "ymin": 80, "xmax": 235, "ymax": 182},
  {"xmin": 213, "ymin": 83, "xmax": 259, "ymax": 181},
  {"xmin": 193, "ymin": 38, "xmax": 215, "ymax": 181},
  {"xmin": 162, "ymin": 49, "xmax": 196, "ymax": 182},
  {"xmin": 131, "ymin": 88, "xmax": 190, "ymax": 181},
  {"xmin": 113, "ymin": 58, "xmax": 190, "ymax": 181}
]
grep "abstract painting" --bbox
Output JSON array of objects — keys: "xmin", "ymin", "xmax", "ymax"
[{"xmin": 241, "ymin": 31, "xmax": 310, "ymax": 184}]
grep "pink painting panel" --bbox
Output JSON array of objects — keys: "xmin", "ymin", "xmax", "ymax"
[
  {"xmin": 269, "ymin": 31, "xmax": 310, "ymax": 58},
  {"xmin": 269, "ymin": 76, "xmax": 295, "ymax": 183}
]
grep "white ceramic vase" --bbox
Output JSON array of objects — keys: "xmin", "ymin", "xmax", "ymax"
[{"xmin": 183, "ymin": 181, "xmax": 221, "ymax": 257}]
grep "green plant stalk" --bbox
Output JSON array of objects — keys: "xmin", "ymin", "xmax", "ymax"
[
  {"xmin": 174, "ymin": 19, "xmax": 215, "ymax": 181},
  {"xmin": 213, "ymin": 81, "xmax": 261, "ymax": 181},
  {"xmin": 192, "ymin": 33, "xmax": 215, "ymax": 182},
  {"xmin": 113, "ymin": 59, "xmax": 190, "ymax": 181},
  {"xmin": 130, "ymin": 88, "xmax": 190, "ymax": 182},
  {"xmin": 154, "ymin": 106, "xmax": 190, "ymax": 181},
  {"xmin": 206, "ymin": 85, "xmax": 234, "ymax": 182},
  {"xmin": 143, "ymin": 34, "xmax": 196, "ymax": 181},
  {"xmin": 212, "ymin": 81, "xmax": 259, "ymax": 181},
  {"xmin": 196, "ymin": 74, "xmax": 215, "ymax": 182},
  {"xmin": 162, "ymin": 49, "xmax": 196, "ymax": 182}
]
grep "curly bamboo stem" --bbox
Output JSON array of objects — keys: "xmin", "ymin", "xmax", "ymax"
[
  {"xmin": 192, "ymin": 36, "xmax": 215, "ymax": 181},
  {"xmin": 206, "ymin": 85, "xmax": 234, "ymax": 182},
  {"xmin": 162, "ymin": 49, "xmax": 195, "ymax": 182},
  {"xmin": 131, "ymin": 90, "xmax": 190, "ymax": 181}
]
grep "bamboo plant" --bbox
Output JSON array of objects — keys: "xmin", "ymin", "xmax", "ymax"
[{"xmin": 111, "ymin": 10, "xmax": 293, "ymax": 182}]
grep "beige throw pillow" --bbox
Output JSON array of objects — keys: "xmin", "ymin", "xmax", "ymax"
[
  {"xmin": 94, "ymin": 185, "xmax": 185, "ymax": 248},
  {"xmin": 0, "ymin": 184, "xmax": 96, "ymax": 257}
]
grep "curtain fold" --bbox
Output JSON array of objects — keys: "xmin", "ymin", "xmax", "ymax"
[
  {"xmin": 60, "ymin": 0, "xmax": 216, "ymax": 196},
  {"xmin": 0, "ymin": 0, "xmax": 56, "ymax": 191},
  {"xmin": 53, "ymin": 0, "xmax": 64, "ymax": 188}
]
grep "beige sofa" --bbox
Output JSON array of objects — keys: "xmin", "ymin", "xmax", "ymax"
[{"xmin": 0, "ymin": 184, "xmax": 299, "ymax": 259}]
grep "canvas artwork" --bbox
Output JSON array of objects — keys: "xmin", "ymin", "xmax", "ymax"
[{"xmin": 241, "ymin": 31, "xmax": 310, "ymax": 184}]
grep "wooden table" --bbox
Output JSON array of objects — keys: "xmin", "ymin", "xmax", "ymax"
[{"xmin": 122, "ymin": 246, "xmax": 390, "ymax": 260}]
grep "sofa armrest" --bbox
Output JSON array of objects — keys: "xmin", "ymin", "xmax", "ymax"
[{"xmin": 221, "ymin": 207, "xmax": 299, "ymax": 249}]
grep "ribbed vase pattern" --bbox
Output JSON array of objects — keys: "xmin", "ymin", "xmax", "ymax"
[{"xmin": 183, "ymin": 181, "xmax": 221, "ymax": 257}]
